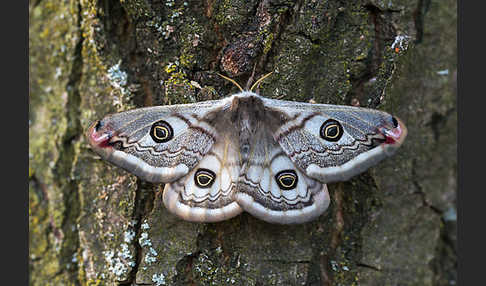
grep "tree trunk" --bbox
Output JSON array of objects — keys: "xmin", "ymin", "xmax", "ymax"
[{"xmin": 29, "ymin": 0, "xmax": 456, "ymax": 285}]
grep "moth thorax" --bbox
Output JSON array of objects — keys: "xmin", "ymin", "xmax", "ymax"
[{"xmin": 234, "ymin": 102, "xmax": 262, "ymax": 162}]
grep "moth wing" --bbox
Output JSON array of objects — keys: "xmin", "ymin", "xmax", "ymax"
[
  {"xmin": 163, "ymin": 136, "xmax": 243, "ymax": 222},
  {"xmin": 87, "ymin": 100, "xmax": 224, "ymax": 183},
  {"xmin": 234, "ymin": 132, "xmax": 330, "ymax": 224},
  {"xmin": 262, "ymin": 97, "xmax": 407, "ymax": 183}
]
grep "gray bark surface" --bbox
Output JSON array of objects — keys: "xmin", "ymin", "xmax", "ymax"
[{"xmin": 29, "ymin": 0, "xmax": 456, "ymax": 285}]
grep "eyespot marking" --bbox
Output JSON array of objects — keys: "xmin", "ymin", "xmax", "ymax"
[
  {"xmin": 320, "ymin": 119, "xmax": 343, "ymax": 142},
  {"xmin": 94, "ymin": 120, "xmax": 103, "ymax": 131},
  {"xmin": 150, "ymin": 120, "xmax": 173, "ymax": 143},
  {"xmin": 275, "ymin": 170, "xmax": 298, "ymax": 190},
  {"xmin": 194, "ymin": 169, "xmax": 216, "ymax": 188}
]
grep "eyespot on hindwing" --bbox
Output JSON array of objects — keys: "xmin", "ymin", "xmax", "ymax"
[
  {"xmin": 194, "ymin": 169, "xmax": 216, "ymax": 188},
  {"xmin": 275, "ymin": 170, "xmax": 298, "ymax": 190}
]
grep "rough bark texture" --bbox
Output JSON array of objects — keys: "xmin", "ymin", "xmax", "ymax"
[{"xmin": 29, "ymin": 0, "xmax": 456, "ymax": 285}]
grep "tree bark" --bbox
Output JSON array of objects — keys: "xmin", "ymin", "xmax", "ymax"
[{"xmin": 29, "ymin": 0, "xmax": 456, "ymax": 285}]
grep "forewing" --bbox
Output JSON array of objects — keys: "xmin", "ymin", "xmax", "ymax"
[
  {"xmin": 87, "ymin": 101, "xmax": 223, "ymax": 183},
  {"xmin": 262, "ymin": 97, "xmax": 407, "ymax": 183}
]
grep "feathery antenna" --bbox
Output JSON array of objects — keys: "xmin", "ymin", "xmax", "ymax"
[
  {"xmin": 250, "ymin": 72, "xmax": 273, "ymax": 92},
  {"xmin": 217, "ymin": 72, "xmax": 273, "ymax": 92},
  {"xmin": 217, "ymin": 73, "xmax": 244, "ymax": 92}
]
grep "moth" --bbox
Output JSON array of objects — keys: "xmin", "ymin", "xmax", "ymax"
[{"xmin": 87, "ymin": 77, "xmax": 407, "ymax": 224}]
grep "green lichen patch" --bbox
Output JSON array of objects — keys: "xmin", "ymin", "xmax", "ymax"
[{"xmin": 162, "ymin": 61, "xmax": 198, "ymax": 104}]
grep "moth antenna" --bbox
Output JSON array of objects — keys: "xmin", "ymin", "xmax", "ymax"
[
  {"xmin": 217, "ymin": 73, "xmax": 244, "ymax": 92},
  {"xmin": 250, "ymin": 72, "xmax": 273, "ymax": 92}
]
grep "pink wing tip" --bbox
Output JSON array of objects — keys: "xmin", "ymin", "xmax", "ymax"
[
  {"xmin": 87, "ymin": 121, "xmax": 114, "ymax": 149},
  {"xmin": 382, "ymin": 117, "xmax": 407, "ymax": 146}
]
